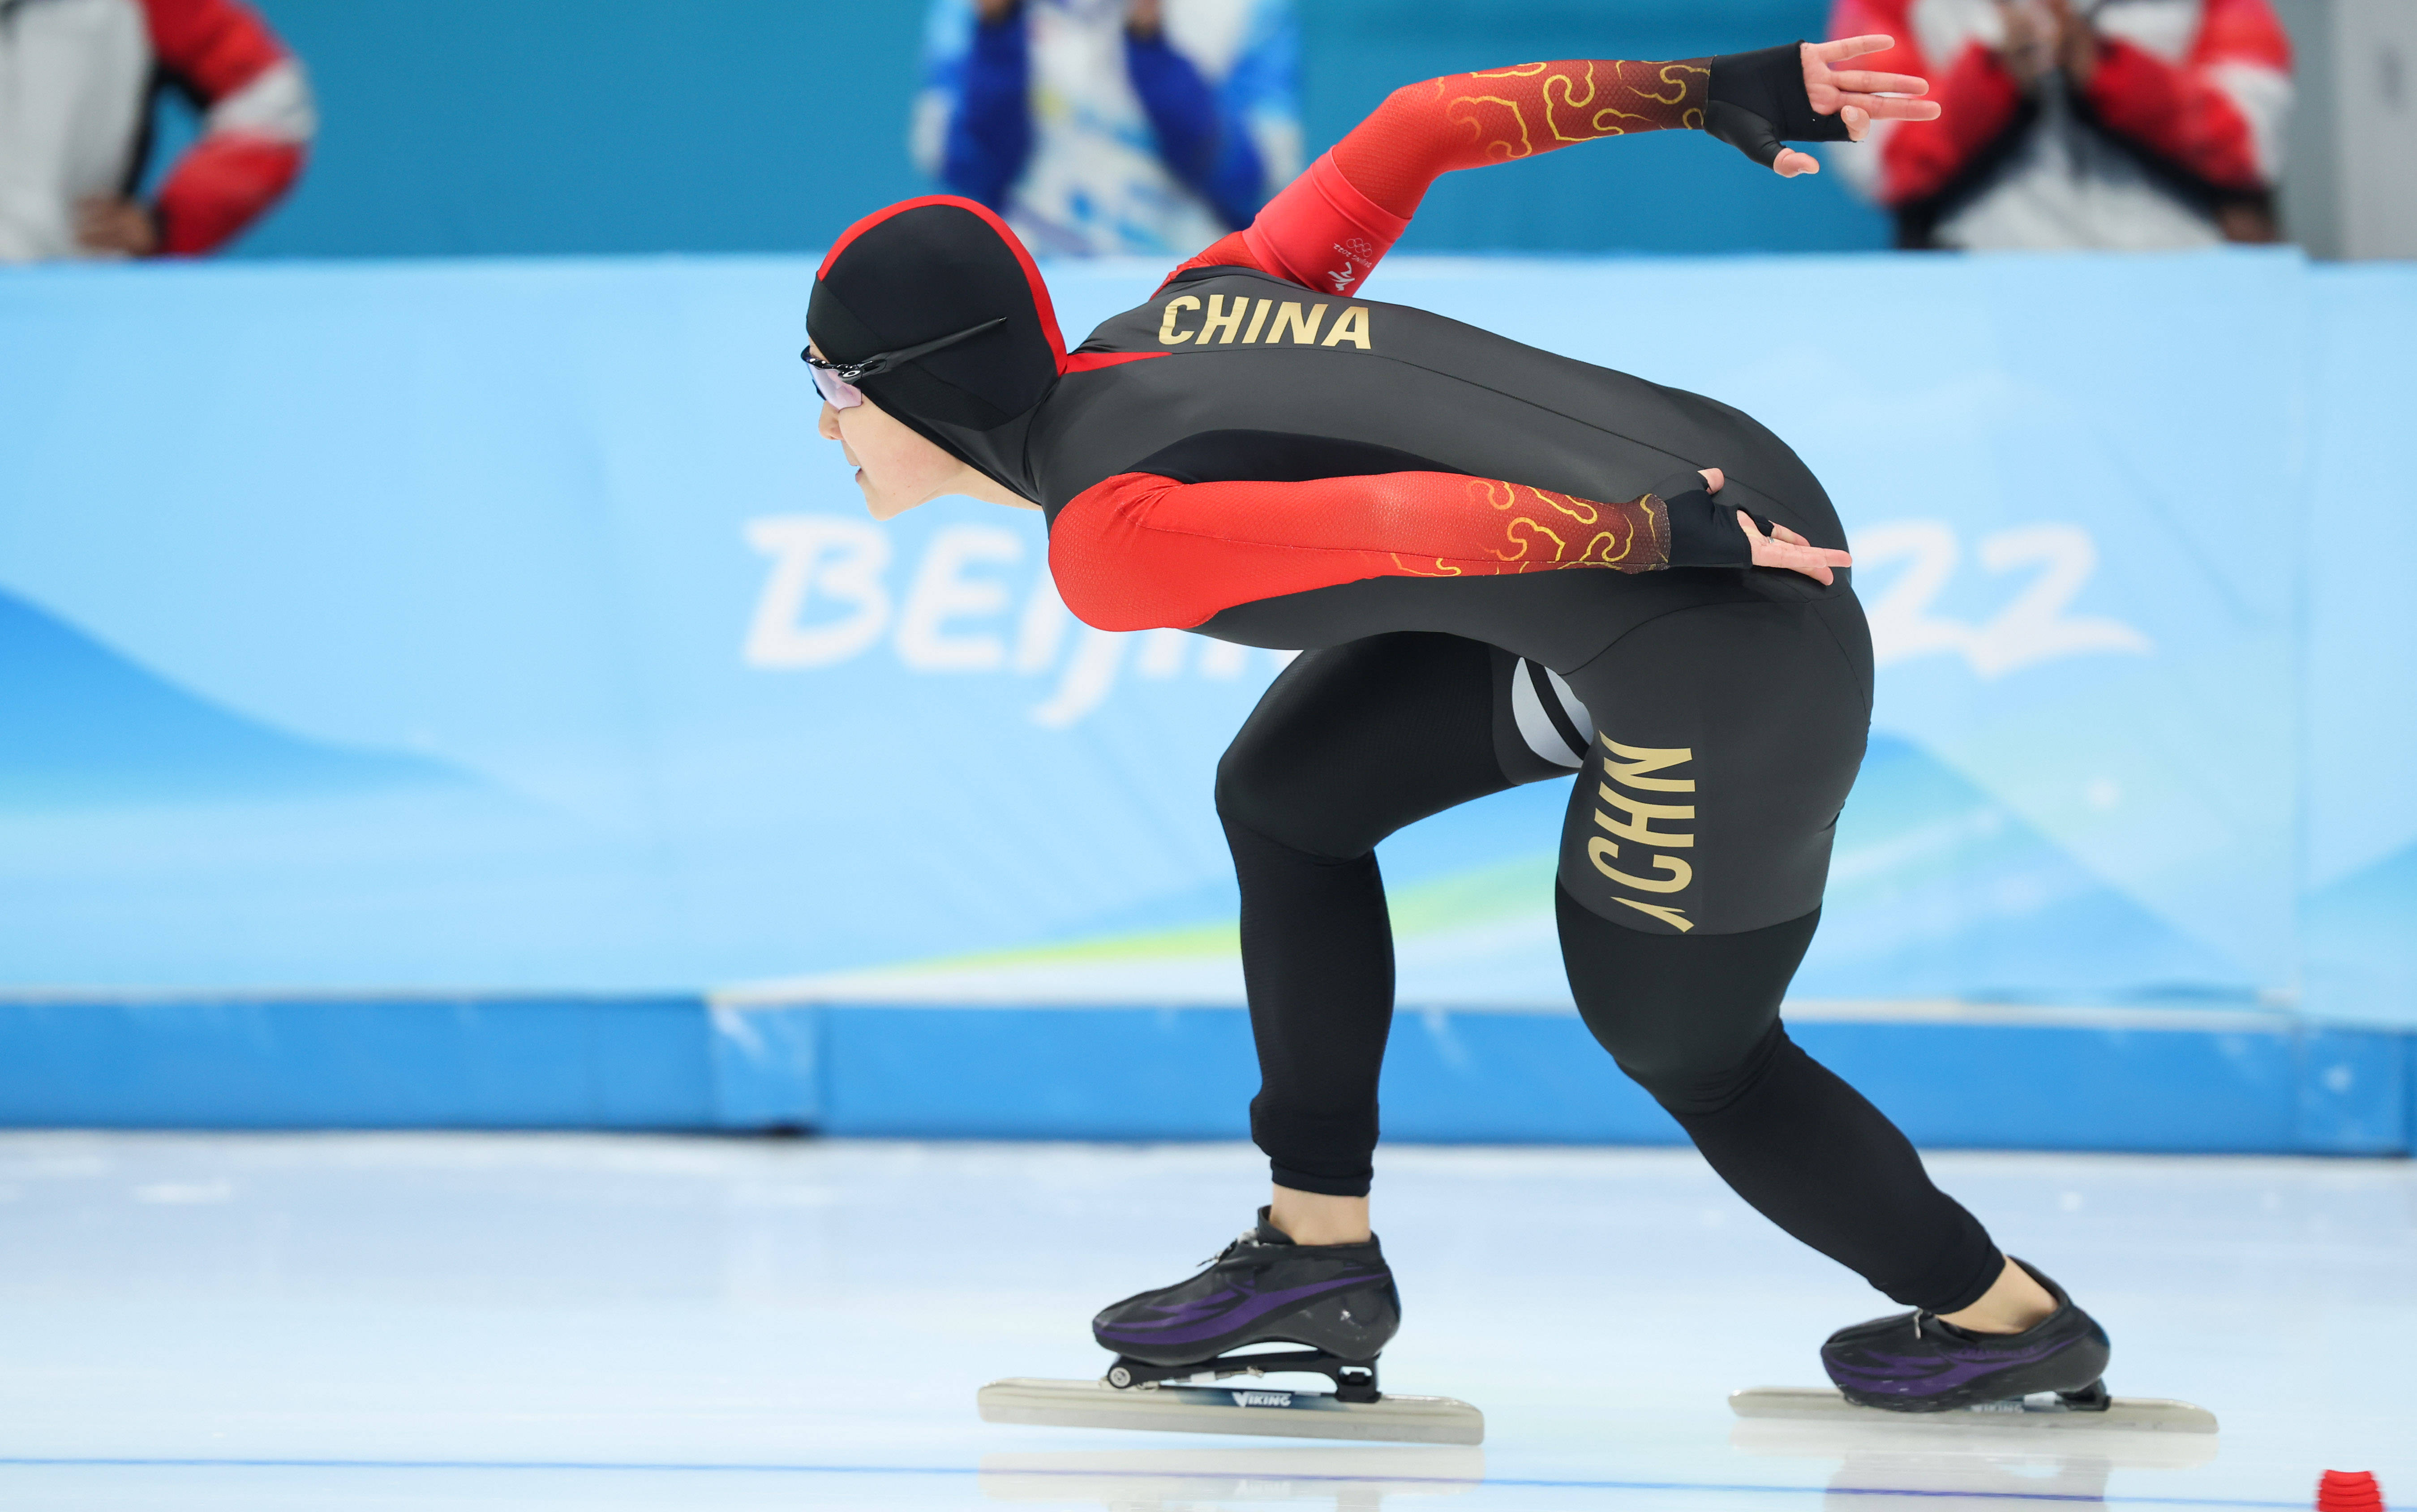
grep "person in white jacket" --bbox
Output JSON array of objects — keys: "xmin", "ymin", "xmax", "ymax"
[
  {"xmin": 0, "ymin": 0, "xmax": 314, "ymax": 263},
  {"xmin": 1824, "ymin": 0, "xmax": 2293, "ymax": 248}
]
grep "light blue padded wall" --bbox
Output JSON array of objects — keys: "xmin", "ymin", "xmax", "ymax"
[{"xmin": 9, "ymin": 250, "xmax": 2400, "ymax": 1014}]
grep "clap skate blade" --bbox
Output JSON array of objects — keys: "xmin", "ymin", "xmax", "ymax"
[
  {"xmin": 979, "ymin": 1350, "xmax": 1483, "ymax": 1445},
  {"xmin": 1729, "ymin": 1385, "xmax": 2216, "ymax": 1434},
  {"xmin": 978, "ymin": 1445, "xmax": 1488, "ymax": 1503}
]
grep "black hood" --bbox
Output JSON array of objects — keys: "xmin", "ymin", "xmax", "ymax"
[{"xmin": 808, "ymin": 195, "xmax": 1071, "ymax": 501}]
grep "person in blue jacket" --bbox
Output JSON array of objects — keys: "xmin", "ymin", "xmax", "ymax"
[{"xmin": 913, "ymin": 0, "xmax": 1300, "ymax": 256}]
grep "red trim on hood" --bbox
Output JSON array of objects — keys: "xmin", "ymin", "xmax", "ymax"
[
  {"xmin": 1061, "ymin": 350, "xmax": 1168, "ymax": 373},
  {"xmin": 820, "ymin": 194, "xmax": 1102, "ymax": 372}
]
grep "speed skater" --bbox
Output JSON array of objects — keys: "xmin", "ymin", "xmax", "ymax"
[{"xmin": 805, "ymin": 34, "xmax": 2123, "ymax": 1429}]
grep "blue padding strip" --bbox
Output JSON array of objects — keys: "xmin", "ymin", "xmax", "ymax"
[
  {"xmin": 0, "ymin": 997, "xmax": 714, "ymax": 1129},
  {"xmin": 0, "ymin": 997, "xmax": 2406, "ymax": 1155}
]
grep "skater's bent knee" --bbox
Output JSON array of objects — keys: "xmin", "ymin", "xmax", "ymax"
[
  {"xmin": 1616, "ymin": 1017, "xmax": 1796, "ymax": 1117},
  {"xmin": 1213, "ymin": 759, "xmax": 1350, "ymax": 859},
  {"xmin": 1557, "ymin": 887, "xmax": 1820, "ymax": 1115}
]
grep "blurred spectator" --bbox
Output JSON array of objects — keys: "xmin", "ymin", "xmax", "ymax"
[
  {"xmin": 0, "ymin": 0, "xmax": 313, "ymax": 263},
  {"xmin": 1825, "ymin": 0, "xmax": 2291, "ymax": 249},
  {"xmin": 914, "ymin": 0, "xmax": 1299, "ymax": 256}
]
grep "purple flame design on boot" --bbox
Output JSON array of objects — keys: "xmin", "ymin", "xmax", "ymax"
[
  {"xmin": 1824, "ymin": 1333, "xmax": 2077, "ymax": 1398},
  {"xmin": 1096, "ymin": 1275, "xmax": 1379, "ymax": 1349}
]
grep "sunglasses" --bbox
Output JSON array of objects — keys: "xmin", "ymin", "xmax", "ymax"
[{"xmin": 803, "ymin": 317, "xmax": 1007, "ymax": 411}]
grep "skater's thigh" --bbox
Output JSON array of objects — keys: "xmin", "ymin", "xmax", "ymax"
[
  {"xmin": 1556, "ymin": 593, "xmax": 1872, "ymax": 938},
  {"xmin": 1217, "ymin": 632, "xmax": 1562, "ymax": 859}
]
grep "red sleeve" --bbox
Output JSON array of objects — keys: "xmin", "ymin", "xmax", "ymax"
[
  {"xmin": 1049, "ymin": 470, "xmax": 1674, "ymax": 632},
  {"xmin": 1880, "ymin": 41, "xmax": 2021, "ymax": 205},
  {"xmin": 2082, "ymin": 0, "xmax": 2290, "ymax": 192},
  {"xmin": 1159, "ymin": 59, "xmax": 1709, "ymax": 296},
  {"xmin": 139, "ymin": 0, "xmax": 311, "ymax": 255},
  {"xmin": 141, "ymin": 0, "xmax": 284, "ymax": 95},
  {"xmin": 155, "ymin": 137, "xmax": 307, "ymax": 254},
  {"xmin": 1828, "ymin": 0, "xmax": 2023, "ymax": 207}
]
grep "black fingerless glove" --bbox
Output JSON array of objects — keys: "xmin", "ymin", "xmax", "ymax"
[
  {"xmin": 1704, "ymin": 43, "xmax": 1850, "ymax": 168},
  {"xmin": 1654, "ymin": 471, "xmax": 1770, "ymax": 568}
]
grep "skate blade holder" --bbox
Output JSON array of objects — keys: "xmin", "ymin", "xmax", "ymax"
[
  {"xmin": 979, "ymin": 1350, "xmax": 1484, "ymax": 1445},
  {"xmin": 1729, "ymin": 1386, "xmax": 2217, "ymax": 1434}
]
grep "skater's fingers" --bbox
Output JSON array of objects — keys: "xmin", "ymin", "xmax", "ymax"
[
  {"xmin": 1813, "ymin": 34, "xmax": 1897, "ymax": 65},
  {"xmin": 1744, "ymin": 514, "xmax": 1846, "ymax": 583},
  {"xmin": 1854, "ymin": 95, "xmax": 1943, "ymax": 122},
  {"xmin": 1826, "ymin": 69, "xmax": 1929, "ymax": 96}
]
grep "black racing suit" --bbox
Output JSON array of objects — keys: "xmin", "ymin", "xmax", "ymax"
[{"xmin": 1025, "ymin": 270, "xmax": 2002, "ymax": 1315}]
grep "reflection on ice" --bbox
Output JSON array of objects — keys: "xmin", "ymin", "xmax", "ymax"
[
  {"xmin": 979, "ymin": 1447, "xmax": 1486, "ymax": 1509},
  {"xmin": 1731, "ymin": 1413, "xmax": 2217, "ymax": 1508}
]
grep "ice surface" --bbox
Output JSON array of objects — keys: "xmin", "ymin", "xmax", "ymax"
[{"xmin": 0, "ymin": 1133, "xmax": 2407, "ymax": 1510}]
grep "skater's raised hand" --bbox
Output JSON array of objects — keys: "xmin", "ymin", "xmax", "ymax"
[{"xmin": 1768, "ymin": 37, "xmax": 1941, "ymax": 178}]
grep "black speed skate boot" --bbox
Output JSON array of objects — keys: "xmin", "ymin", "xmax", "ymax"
[
  {"xmin": 1091, "ymin": 1207, "xmax": 1400, "ymax": 1401},
  {"xmin": 1821, "ymin": 1259, "xmax": 2112, "ymax": 1413}
]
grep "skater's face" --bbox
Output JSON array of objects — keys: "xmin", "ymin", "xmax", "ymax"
[{"xmin": 812, "ymin": 348, "xmax": 970, "ymax": 521}]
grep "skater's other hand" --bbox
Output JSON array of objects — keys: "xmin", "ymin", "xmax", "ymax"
[
  {"xmin": 1696, "ymin": 468, "xmax": 1849, "ymax": 582},
  {"xmin": 1736, "ymin": 509, "xmax": 1852, "ymax": 585}
]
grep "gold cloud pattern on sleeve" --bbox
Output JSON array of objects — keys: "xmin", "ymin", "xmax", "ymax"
[
  {"xmin": 1438, "ymin": 59, "xmax": 1709, "ymax": 163},
  {"xmin": 1389, "ymin": 480, "xmax": 1673, "ymax": 578}
]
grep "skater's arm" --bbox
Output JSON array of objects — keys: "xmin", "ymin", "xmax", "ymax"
[
  {"xmin": 1048, "ymin": 467, "xmax": 1848, "ymax": 632},
  {"xmin": 1158, "ymin": 37, "xmax": 1937, "ymax": 297}
]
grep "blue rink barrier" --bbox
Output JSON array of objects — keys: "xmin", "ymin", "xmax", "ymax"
[{"xmin": 0, "ymin": 997, "xmax": 2406, "ymax": 1155}]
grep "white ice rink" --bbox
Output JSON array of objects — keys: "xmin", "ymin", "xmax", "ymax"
[{"xmin": 0, "ymin": 1133, "xmax": 2408, "ymax": 1511}]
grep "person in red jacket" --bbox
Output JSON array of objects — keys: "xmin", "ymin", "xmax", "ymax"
[
  {"xmin": 1824, "ymin": 0, "xmax": 2292, "ymax": 248},
  {"xmin": 0, "ymin": 0, "xmax": 314, "ymax": 263}
]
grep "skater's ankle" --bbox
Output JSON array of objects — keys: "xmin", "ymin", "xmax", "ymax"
[
  {"xmin": 1936, "ymin": 1255, "xmax": 2059, "ymax": 1335},
  {"xmin": 1268, "ymin": 1186, "xmax": 1372, "ymax": 1245}
]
